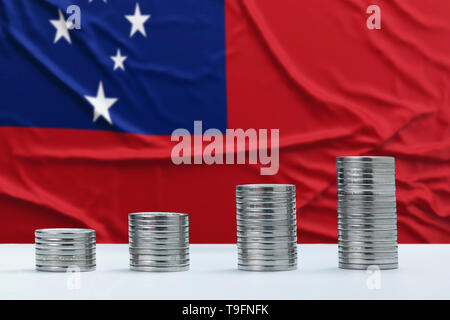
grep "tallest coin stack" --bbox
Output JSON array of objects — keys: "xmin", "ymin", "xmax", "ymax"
[{"xmin": 337, "ymin": 156, "xmax": 398, "ymax": 270}]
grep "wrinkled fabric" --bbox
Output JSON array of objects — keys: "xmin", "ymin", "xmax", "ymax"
[
  {"xmin": 0, "ymin": 0, "xmax": 448, "ymax": 243},
  {"xmin": 226, "ymin": 0, "xmax": 450, "ymax": 243}
]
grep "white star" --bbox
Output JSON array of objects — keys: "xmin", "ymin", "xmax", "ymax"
[
  {"xmin": 84, "ymin": 81, "xmax": 118, "ymax": 125},
  {"xmin": 110, "ymin": 49, "xmax": 127, "ymax": 71},
  {"xmin": 49, "ymin": 9, "xmax": 72, "ymax": 44},
  {"xmin": 125, "ymin": 3, "xmax": 151, "ymax": 38}
]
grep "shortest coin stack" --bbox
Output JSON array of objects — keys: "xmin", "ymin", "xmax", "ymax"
[
  {"xmin": 35, "ymin": 228, "xmax": 96, "ymax": 272},
  {"xmin": 129, "ymin": 212, "xmax": 190, "ymax": 272}
]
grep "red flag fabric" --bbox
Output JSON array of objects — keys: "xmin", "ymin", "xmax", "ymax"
[{"xmin": 0, "ymin": 0, "xmax": 449, "ymax": 243}]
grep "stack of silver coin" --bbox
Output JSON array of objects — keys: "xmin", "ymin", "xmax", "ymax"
[
  {"xmin": 337, "ymin": 156, "xmax": 398, "ymax": 270},
  {"xmin": 129, "ymin": 212, "xmax": 190, "ymax": 272},
  {"xmin": 236, "ymin": 184, "xmax": 297, "ymax": 271},
  {"xmin": 35, "ymin": 228, "xmax": 96, "ymax": 272}
]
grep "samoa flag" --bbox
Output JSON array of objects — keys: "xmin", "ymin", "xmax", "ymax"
[{"xmin": 0, "ymin": 0, "xmax": 449, "ymax": 243}]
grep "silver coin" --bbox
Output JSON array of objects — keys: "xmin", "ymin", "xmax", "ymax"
[
  {"xmin": 236, "ymin": 208, "xmax": 297, "ymax": 215},
  {"xmin": 239, "ymin": 256, "xmax": 297, "ymax": 262},
  {"xmin": 238, "ymin": 250, "xmax": 297, "ymax": 257},
  {"xmin": 129, "ymin": 248, "xmax": 190, "ymax": 255},
  {"xmin": 336, "ymin": 181, "xmax": 396, "ymax": 186},
  {"xmin": 129, "ymin": 220, "xmax": 189, "ymax": 226},
  {"xmin": 129, "ymin": 212, "xmax": 188, "ymax": 219},
  {"xmin": 339, "ymin": 250, "xmax": 398, "ymax": 256},
  {"xmin": 337, "ymin": 173, "xmax": 395, "ymax": 180},
  {"xmin": 35, "ymin": 228, "xmax": 95, "ymax": 238},
  {"xmin": 35, "ymin": 246, "xmax": 96, "ymax": 252},
  {"xmin": 35, "ymin": 259, "xmax": 96, "ymax": 267},
  {"xmin": 237, "ymin": 225, "xmax": 297, "ymax": 232},
  {"xmin": 338, "ymin": 221, "xmax": 397, "ymax": 228},
  {"xmin": 35, "ymin": 254, "xmax": 96, "ymax": 261},
  {"xmin": 237, "ymin": 235, "xmax": 297, "ymax": 242},
  {"xmin": 129, "ymin": 240, "xmax": 189, "ymax": 247},
  {"xmin": 129, "ymin": 233, "xmax": 189, "ymax": 240},
  {"xmin": 338, "ymin": 233, "xmax": 397, "ymax": 240},
  {"xmin": 129, "ymin": 238, "xmax": 188, "ymax": 245},
  {"xmin": 338, "ymin": 228, "xmax": 397, "ymax": 234},
  {"xmin": 236, "ymin": 196, "xmax": 296, "ymax": 203},
  {"xmin": 129, "ymin": 224, "xmax": 189, "ymax": 231},
  {"xmin": 130, "ymin": 254, "xmax": 189, "ymax": 265},
  {"xmin": 35, "ymin": 235, "xmax": 96, "ymax": 241},
  {"xmin": 337, "ymin": 199, "xmax": 396, "ymax": 205},
  {"xmin": 130, "ymin": 250, "xmax": 189, "ymax": 256},
  {"xmin": 337, "ymin": 165, "xmax": 395, "ymax": 172},
  {"xmin": 237, "ymin": 233, "xmax": 297, "ymax": 240},
  {"xmin": 338, "ymin": 213, "xmax": 397, "ymax": 219},
  {"xmin": 237, "ymin": 240, "xmax": 297, "ymax": 247},
  {"xmin": 236, "ymin": 184, "xmax": 295, "ymax": 192},
  {"xmin": 129, "ymin": 223, "xmax": 188, "ymax": 229},
  {"xmin": 337, "ymin": 165, "xmax": 395, "ymax": 171},
  {"xmin": 238, "ymin": 246, "xmax": 297, "ymax": 256},
  {"xmin": 339, "ymin": 257, "xmax": 398, "ymax": 264},
  {"xmin": 337, "ymin": 178, "xmax": 395, "ymax": 184},
  {"xmin": 338, "ymin": 215, "xmax": 397, "ymax": 221},
  {"xmin": 337, "ymin": 204, "xmax": 397, "ymax": 210},
  {"xmin": 236, "ymin": 203, "xmax": 296, "ymax": 211},
  {"xmin": 337, "ymin": 184, "xmax": 396, "ymax": 191},
  {"xmin": 339, "ymin": 244, "xmax": 398, "ymax": 251},
  {"xmin": 337, "ymin": 214, "xmax": 397, "ymax": 220},
  {"xmin": 129, "ymin": 244, "xmax": 189, "ymax": 251},
  {"xmin": 130, "ymin": 259, "xmax": 190, "ymax": 267},
  {"xmin": 338, "ymin": 209, "xmax": 396, "ymax": 215},
  {"xmin": 236, "ymin": 215, "xmax": 296, "ymax": 222},
  {"xmin": 336, "ymin": 168, "xmax": 395, "ymax": 174},
  {"xmin": 236, "ymin": 198, "xmax": 295, "ymax": 205},
  {"xmin": 238, "ymin": 258, "xmax": 297, "ymax": 265},
  {"xmin": 237, "ymin": 209, "xmax": 296, "ymax": 216},
  {"xmin": 339, "ymin": 240, "xmax": 397, "ymax": 246},
  {"xmin": 338, "ymin": 205, "xmax": 397, "ymax": 212},
  {"xmin": 36, "ymin": 265, "xmax": 96, "ymax": 272},
  {"xmin": 337, "ymin": 188, "xmax": 396, "ymax": 194},
  {"xmin": 35, "ymin": 245, "xmax": 97, "ymax": 250},
  {"xmin": 129, "ymin": 228, "xmax": 189, "ymax": 234},
  {"xmin": 35, "ymin": 248, "xmax": 96, "ymax": 256},
  {"xmin": 339, "ymin": 251, "xmax": 398, "ymax": 258},
  {"xmin": 238, "ymin": 264, "xmax": 296, "ymax": 271},
  {"xmin": 237, "ymin": 221, "xmax": 296, "ymax": 228},
  {"xmin": 337, "ymin": 192, "xmax": 396, "ymax": 198},
  {"xmin": 35, "ymin": 253, "xmax": 96, "ymax": 260},
  {"xmin": 34, "ymin": 236, "xmax": 96, "ymax": 242},
  {"xmin": 129, "ymin": 231, "xmax": 188, "ymax": 238},
  {"xmin": 237, "ymin": 243, "xmax": 297, "ymax": 250},
  {"xmin": 338, "ymin": 217, "xmax": 396, "ymax": 224},
  {"xmin": 129, "ymin": 239, "xmax": 189, "ymax": 245},
  {"xmin": 338, "ymin": 193, "xmax": 396, "ymax": 199},
  {"xmin": 130, "ymin": 254, "xmax": 189, "ymax": 262},
  {"xmin": 336, "ymin": 156, "xmax": 394, "ymax": 163},
  {"xmin": 336, "ymin": 157, "xmax": 395, "ymax": 165},
  {"xmin": 339, "ymin": 262, "xmax": 398, "ymax": 270},
  {"xmin": 130, "ymin": 265, "xmax": 189, "ymax": 272}
]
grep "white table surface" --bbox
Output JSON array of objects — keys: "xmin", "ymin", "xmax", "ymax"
[{"xmin": 0, "ymin": 244, "xmax": 448, "ymax": 300}]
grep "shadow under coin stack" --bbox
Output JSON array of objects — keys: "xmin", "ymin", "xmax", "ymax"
[
  {"xmin": 337, "ymin": 156, "xmax": 398, "ymax": 270},
  {"xmin": 35, "ymin": 228, "xmax": 96, "ymax": 272},
  {"xmin": 236, "ymin": 184, "xmax": 297, "ymax": 271},
  {"xmin": 129, "ymin": 212, "xmax": 190, "ymax": 272}
]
